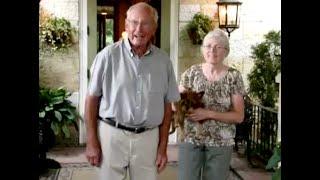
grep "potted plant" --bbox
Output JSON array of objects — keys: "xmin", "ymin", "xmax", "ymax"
[
  {"xmin": 266, "ymin": 142, "xmax": 281, "ymax": 180},
  {"xmin": 39, "ymin": 15, "xmax": 76, "ymax": 51},
  {"xmin": 186, "ymin": 12, "xmax": 214, "ymax": 44},
  {"xmin": 38, "ymin": 86, "xmax": 80, "ymax": 174}
]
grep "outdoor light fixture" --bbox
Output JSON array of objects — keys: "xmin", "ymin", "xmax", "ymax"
[{"xmin": 216, "ymin": 0, "xmax": 242, "ymax": 37}]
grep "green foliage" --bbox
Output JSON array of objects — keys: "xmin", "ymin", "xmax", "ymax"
[
  {"xmin": 40, "ymin": 17, "xmax": 76, "ymax": 51},
  {"xmin": 186, "ymin": 12, "xmax": 214, "ymax": 44},
  {"xmin": 247, "ymin": 30, "xmax": 281, "ymax": 108},
  {"xmin": 105, "ymin": 20, "xmax": 114, "ymax": 45},
  {"xmin": 39, "ymin": 87, "xmax": 79, "ymax": 138},
  {"xmin": 266, "ymin": 142, "xmax": 281, "ymax": 180}
]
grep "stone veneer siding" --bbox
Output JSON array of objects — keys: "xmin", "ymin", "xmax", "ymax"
[
  {"xmin": 178, "ymin": 0, "xmax": 281, "ymax": 90},
  {"xmin": 40, "ymin": 0, "xmax": 79, "ymax": 29},
  {"xmin": 39, "ymin": 0, "xmax": 79, "ymax": 92},
  {"xmin": 39, "ymin": 45, "xmax": 80, "ymax": 93}
]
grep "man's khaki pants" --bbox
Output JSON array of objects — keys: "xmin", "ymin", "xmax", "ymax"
[{"xmin": 97, "ymin": 122, "xmax": 159, "ymax": 180}]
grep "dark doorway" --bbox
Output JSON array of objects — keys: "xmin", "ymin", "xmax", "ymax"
[{"xmin": 97, "ymin": 6, "xmax": 114, "ymax": 51}]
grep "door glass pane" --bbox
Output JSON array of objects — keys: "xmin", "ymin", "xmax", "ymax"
[{"xmin": 105, "ymin": 19, "xmax": 114, "ymax": 46}]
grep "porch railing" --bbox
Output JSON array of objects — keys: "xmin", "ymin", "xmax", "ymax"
[{"xmin": 235, "ymin": 97, "xmax": 278, "ymax": 166}]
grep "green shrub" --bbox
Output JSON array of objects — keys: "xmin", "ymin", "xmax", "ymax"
[
  {"xmin": 40, "ymin": 17, "xmax": 75, "ymax": 51},
  {"xmin": 186, "ymin": 13, "xmax": 214, "ymax": 44},
  {"xmin": 247, "ymin": 30, "xmax": 281, "ymax": 108},
  {"xmin": 39, "ymin": 87, "xmax": 79, "ymax": 138}
]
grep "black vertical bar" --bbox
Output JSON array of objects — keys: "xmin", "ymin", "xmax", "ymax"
[
  {"xmin": 235, "ymin": 5, "xmax": 238, "ymax": 27},
  {"xmin": 251, "ymin": 105, "xmax": 255, "ymax": 152},
  {"xmin": 258, "ymin": 106, "xmax": 262, "ymax": 158},
  {"xmin": 253, "ymin": 105, "xmax": 257, "ymax": 151},
  {"xmin": 225, "ymin": 5, "xmax": 228, "ymax": 27}
]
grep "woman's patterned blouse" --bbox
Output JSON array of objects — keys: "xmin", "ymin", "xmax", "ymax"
[{"xmin": 180, "ymin": 64, "xmax": 246, "ymax": 147}]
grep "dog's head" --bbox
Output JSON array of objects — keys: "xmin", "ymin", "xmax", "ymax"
[{"xmin": 179, "ymin": 89, "xmax": 205, "ymax": 111}]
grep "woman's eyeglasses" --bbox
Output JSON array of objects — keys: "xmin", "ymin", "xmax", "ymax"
[{"xmin": 202, "ymin": 45, "xmax": 226, "ymax": 52}]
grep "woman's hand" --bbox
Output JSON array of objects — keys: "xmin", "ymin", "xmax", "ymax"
[{"xmin": 187, "ymin": 108, "xmax": 211, "ymax": 122}]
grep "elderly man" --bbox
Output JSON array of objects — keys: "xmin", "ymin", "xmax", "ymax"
[{"xmin": 85, "ymin": 2, "xmax": 180, "ymax": 180}]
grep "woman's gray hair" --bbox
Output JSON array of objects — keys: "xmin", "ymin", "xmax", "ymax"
[
  {"xmin": 202, "ymin": 28, "xmax": 230, "ymax": 56},
  {"xmin": 126, "ymin": 2, "xmax": 158, "ymax": 26}
]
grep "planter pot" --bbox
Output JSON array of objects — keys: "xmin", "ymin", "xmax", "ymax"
[
  {"xmin": 187, "ymin": 29, "xmax": 202, "ymax": 45},
  {"xmin": 38, "ymin": 120, "xmax": 61, "ymax": 175},
  {"xmin": 39, "ymin": 120, "xmax": 56, "ymax": 153}
]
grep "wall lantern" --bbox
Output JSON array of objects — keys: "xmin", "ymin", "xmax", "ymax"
[{"xmin": 216, "ymin": 0, "xmax": 242, "ymax": 37}]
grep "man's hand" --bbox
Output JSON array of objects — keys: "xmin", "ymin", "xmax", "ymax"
[
  {"xmin": 156, "ymin": 103, "xmax": 171, "ymax": 173},
  {"xmin": 85, "ymin": 138, "xmax": 102, "ymax": 167},
  {"xmin": 84, "ymin": 95, "xmax": 101, "ymax": 166},
  {"xmin": 155, "ymin": 149, "xmax": 168, "ymax": 173}
]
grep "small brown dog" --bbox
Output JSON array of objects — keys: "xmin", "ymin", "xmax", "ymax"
[{"xmin": 170, "ymin": 89, "xmax": 205, "ymax": 140}]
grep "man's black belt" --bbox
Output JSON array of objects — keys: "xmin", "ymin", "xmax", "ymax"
[{"xmin": 99, "ymin": 117, "xmax": 151, "ymax": 134}]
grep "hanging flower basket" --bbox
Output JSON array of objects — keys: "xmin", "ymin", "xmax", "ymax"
[{"xmin": 186, "ymin": 13, "xmax": 214, "ymax": 45}]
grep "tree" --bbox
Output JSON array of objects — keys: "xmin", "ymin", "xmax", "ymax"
[{"xmin": 247, "ymin": 30, "xmax": 281, "ymax": 108}]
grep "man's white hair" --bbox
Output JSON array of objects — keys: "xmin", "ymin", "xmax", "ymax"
[{"xmin": 126, "ymin": 2, "xmax": 158, "ymax": 26}]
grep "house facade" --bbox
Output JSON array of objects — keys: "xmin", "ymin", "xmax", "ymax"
[{"xmin": 39, "ymin": 0, "xmax": 281, "ymax": 144}]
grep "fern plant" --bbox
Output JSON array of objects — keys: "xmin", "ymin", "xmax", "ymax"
[
  {"xmin": 247, "ymin": 30, "xmax": 281, "ymax": 108},
  {"xmin": 186, "ymin": 12, "xmax": 213, "ymax": 44}
]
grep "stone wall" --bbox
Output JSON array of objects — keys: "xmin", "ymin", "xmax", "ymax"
[
  {"xmin": 40, "ymin": 0, "xmax": 79, "ymax": 29},
  {"xmin": 39, "ymin": 44, "xmax": 80, "ymax": 92},
  {"xmin": 39, "ymin": 0, "xmax": 80, "ymax": 93},
  {"xmin": 178, "ymin": 0, "xmax": 281, "ymax": 90},
  {"xmin": 178, "ymin": 0, "xmax": 219, "ymax": 82},
  {"xmin": 39, "ymin": 0, "xmax": 281, "ymax": 92}
]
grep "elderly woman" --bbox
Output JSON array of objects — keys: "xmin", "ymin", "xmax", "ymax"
[{"xmin": 178, "ymin": 29, "xmax": 246, "ymax": 180}]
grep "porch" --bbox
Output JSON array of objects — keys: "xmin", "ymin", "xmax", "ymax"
[
  {"xmin": 40, "ymin": 144, "xmax": 271, "ymax": 180},
  {"xmin": 38, "ymin": 93, "xmax": 277, "ymax": 180}
]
